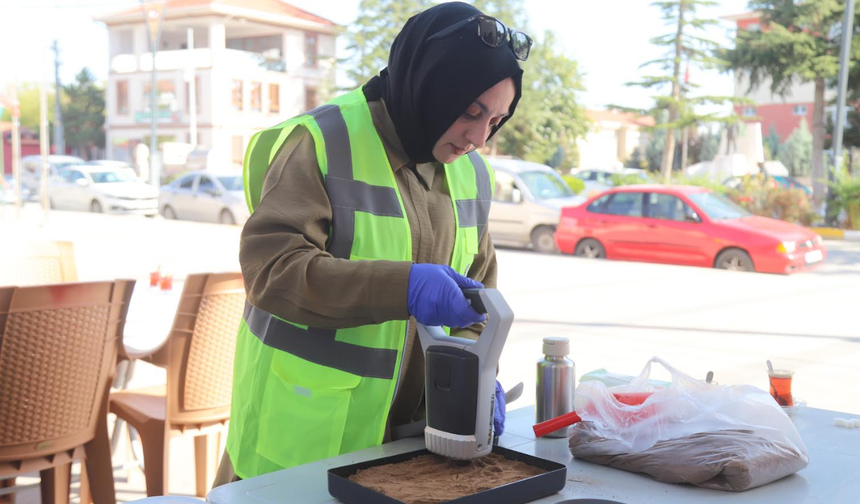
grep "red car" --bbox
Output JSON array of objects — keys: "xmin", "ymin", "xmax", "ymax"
[{"xmin": 554, "ymin": 185, "xmax": 826, "ymax": 274}]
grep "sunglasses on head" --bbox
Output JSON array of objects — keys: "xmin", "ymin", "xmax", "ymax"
[{"xmin": 426, "ymin": 14, "xmax": 533, "ymax": 61}]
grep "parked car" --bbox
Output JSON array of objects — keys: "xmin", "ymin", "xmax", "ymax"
[
  {"xmin": 723, "ymin": 175, "xmax": 812, "ymax": 196},
  {"xmin": 1, "ymin": 175, "xmax": 32, "ymax": 204},
  {"xmin": 49, "ymin": 166, "xmax": 158, "ymax": 216},
  {"xmin": 20, "ymin": 155, "xmax": 86, "ymax": 200},
  {"xmin": 159, "ymin": 171, "xmax": 249, "ymax": 225},
  {"xmin": 555, "ymin": 185, "xmax": 826, "ymax": 274},
  {"xmin": 486, "ymin": 157, "xmax": 585, "ymax": 253},
  {"xmin": 571, "ymin": 168, "xmax": 649, "ymax": 198}
]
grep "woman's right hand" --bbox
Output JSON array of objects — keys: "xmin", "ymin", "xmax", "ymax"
[{"xmin": 407, "ymin": 264, "xmax": 486, "ymax": 328}]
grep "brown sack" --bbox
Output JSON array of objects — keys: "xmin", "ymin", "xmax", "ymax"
[{"xmin": 569, "ymin": 422, "xmax": 809, "ymax": 492}]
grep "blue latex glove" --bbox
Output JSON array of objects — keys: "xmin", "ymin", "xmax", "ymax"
[
  {"xmin": 494, "ymin": 380, "xmax": 506, "ymax": 437},
  {"xmin": 407, "ymin": 264, "xmax": 486, "ymax": 328}
]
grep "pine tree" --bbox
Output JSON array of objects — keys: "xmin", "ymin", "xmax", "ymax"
[
  {"xmin": 63, "ymin": 68, "xmax": 105, "ymax": 160},
  {"xmin": 722, "ymin": 0, "xmax": 857, "ymax": 202},
  {"xmin": 623, "ymin": 0, "xmax": 741, "ymax": 181}
]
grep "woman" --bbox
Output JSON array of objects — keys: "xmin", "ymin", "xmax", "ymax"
[{"xmin": 216, "ymin": 1, "xmax": 530, "ymax": 483}]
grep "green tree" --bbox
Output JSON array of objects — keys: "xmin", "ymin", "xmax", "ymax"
[
  {"xmin": 0, "ymin": 82, "xmax": 57, "ymax": 136},
  {"xmin": 778, "ymin": 118, "xmax": 813, "ymax": 177},
  {"xmin": 624, "ymin": 0, "xmax": 739, "ymax": 181},
  {"xmin": 495, "ymin": 30, "xmax": 588, "ymax": 165},
  {"xmin": 343, "ymin": 0, "xmax": 431, "ymax": 86},
  {"xmin": 764, "ymin": 123, "xmax": 781, "ymax": 161},
  {"xmin": 722, "ymin": 0, "xmax": 856, "ymax": 203},
  {"xmin": 62, "ymin": 68, "xmax": 105, "ymax": 159},
  {"xmin": 471, "ymin": 0, "xmax": 528, "ymax": 28}
]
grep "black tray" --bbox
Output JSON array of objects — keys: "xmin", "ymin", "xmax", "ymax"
[{"xmin": 328, "ymin": 445, "xmax": 567, "ymax": 504}]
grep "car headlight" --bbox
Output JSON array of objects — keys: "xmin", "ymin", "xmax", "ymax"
[{"xmin": 777, "ymin": 241, "xmax": 797, "ymax": 254}]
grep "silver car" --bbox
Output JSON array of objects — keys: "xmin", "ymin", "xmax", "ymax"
[
  {"xmin": 486, "ymin": 157, "xmax": 585, "ymax": 253},
  {"xmin": 159, "ymin": 171, "xmax": 250, "ymax": 225}
]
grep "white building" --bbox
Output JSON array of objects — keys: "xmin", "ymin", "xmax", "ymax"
[
  {"xmin": 577, "ymin": 110, "xmax": 654, "ymax": 169},
  {"xmin": 97, "ymin": 0, "xmax": 338, "ymax": 173}
]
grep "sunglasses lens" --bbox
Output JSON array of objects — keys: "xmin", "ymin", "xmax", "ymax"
[
  {"xmin": 511, "ymin": 31, "xmax": 531, "ymax": 60},
  {"xmin": 478, "ymin": 17, "xmax": 506, "ymax": 47}
]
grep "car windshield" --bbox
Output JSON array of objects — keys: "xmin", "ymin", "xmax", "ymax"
[
  {"xmin": 687, "ymin": 192, "xmax": 752, "ymax": 220},
  {"xmin": 90, "ymin": 170, "xmax": 138, "ymax": 184},
  {"xmin": 518, "ymin": 171, "xmax": 573, "ymax": 200},
  {"xmin": 217, "ymin": 176, "xmax": 243, "ymax": 192}
]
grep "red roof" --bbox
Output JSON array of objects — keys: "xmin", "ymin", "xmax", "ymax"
[
  {"xmin": 101, "ymin": 0, "xmax": 335, "ymax": 26},
  {"xmin": 587, "ymin": 109, "xmax": 655, "ymax": 128}
]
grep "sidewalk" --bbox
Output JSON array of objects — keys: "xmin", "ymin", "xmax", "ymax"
[{"xmin": 810, "ymin": 227, "xmax": 860, "ymax": 241}]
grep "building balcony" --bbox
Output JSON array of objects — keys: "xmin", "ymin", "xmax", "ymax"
[{"xmin": 110, "ymin": 48, "xmax": 286, "ymax": 74}]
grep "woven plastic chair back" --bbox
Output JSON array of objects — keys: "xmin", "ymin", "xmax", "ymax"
[
  {"xmin": 165, "ymin": 273, "xmax": 244, "ymax": 426},
  {"xmin": 0, "ymin": 280, "xmax": 133, "ymax": 472},
  {"xmin": 0, "ymin": 241, "xmax": 77, "ymax": 287}
]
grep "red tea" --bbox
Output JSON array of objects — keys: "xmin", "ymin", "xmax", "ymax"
[
  {"xmin": 159, "ymin": 274, "xmax": 174, "ymax": 291},
  {"xmin": 768, "ymin": 370, "xmax": 794, "ymax": 407},
  {"xmin": 150, "ymin": 271, "xmax": 161, "ymax": 287}
]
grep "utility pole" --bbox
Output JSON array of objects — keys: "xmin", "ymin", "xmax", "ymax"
[
  {"xmin": 142, "ymin": 1, "xmax": 166, "ymax": 186},
  {"xmin": 52, "ymin": 40, "xmax": 64, "ymax": 155},
  {"xmin": 40, "ymin": 73, "xmax": 50, "ymax": 216},
  {"xmin": 186, "ymin": 27, "xmax": 197, "ymax": 147},
  {"xmin": 827, "ymin": 0, "xmax": 856, "ymax": 225}
]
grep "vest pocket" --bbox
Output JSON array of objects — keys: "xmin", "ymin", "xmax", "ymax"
[{"xmin": 256, "ymin": 351, "xmax": 361, "ymax": 469}]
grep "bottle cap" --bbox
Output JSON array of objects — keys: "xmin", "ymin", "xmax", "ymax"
[{"xmin": 542, "ymin": 337, "xmax": 570, "ymax": 357}]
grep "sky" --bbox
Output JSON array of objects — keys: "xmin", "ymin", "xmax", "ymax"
[{"xmin": 0, "ymin": 0, "xmax": 751, "ymax": 112}]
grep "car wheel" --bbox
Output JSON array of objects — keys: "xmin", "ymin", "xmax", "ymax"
[
  {"xmin": 162, "ymin": 205, "xmax": 177, "ymax": 220},
  {"xmin": 531, "ymin": 226, "xmax": 557, "ymax": 254},
  {"xmin": 220, "ymin": 209, "xmax": 237, "ymax": 225},
  {"xmin": 90, "ymin": 200, "xmax": 103, "ymax": 213},
  {"xmin": 715, "ymin": 249, "xmax": 754, "ymax": 272},
  {"xmin": 574, "ymin": 238, "xmax": 605, "ymax": 259}
]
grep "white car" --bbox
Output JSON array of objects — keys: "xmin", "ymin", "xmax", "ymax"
[
  {"xmin": 159, "ymin": 171, "xmax": 250, "ymax": 225},
  {"xmin": 49, "ymin": 166, "xmax": 159, "ymax": 216},
  {"xmin": 486, "ymin": 157, "xmax": 586, "ymax": 253}
]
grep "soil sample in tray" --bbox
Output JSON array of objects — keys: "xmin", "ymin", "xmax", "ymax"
[{"xmin": 348, "ymin": 452, "xmax": 548, "ymax": 504}]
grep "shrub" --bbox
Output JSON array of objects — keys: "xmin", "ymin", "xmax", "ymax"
[
  {"xmin": 726, "ymin": 174, "xmax": 820, "ymax": 226},
  {"xmin": 562, "ymin": 175, "xmax": 585, "ymax": 195},
  {"xmin": 827, "ymin": 173, "xmax": 860, "ymax": 230}
]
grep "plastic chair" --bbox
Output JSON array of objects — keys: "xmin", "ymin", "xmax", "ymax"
[
  {"xmin": 0, "ymin": 279, "xmax": 135, "ymax": 504},
  {"xmin": 0, "ymin": 241, "xmax": 78, "ymax": 287},
  {"xmin": 108, "ymin": 273, "xmax": 244, "ymax": 497}
]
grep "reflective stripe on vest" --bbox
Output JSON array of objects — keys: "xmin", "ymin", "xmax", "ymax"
[
  {"xmin": 242, "ymin": 300, "xmax": 397, "ymax": 379},
  {"xmin": 309, "ymin": 104, "xmax": 404, "ymax": 259},
  {"xmin": 459, "ymin": 151, "xmax": 492, "ymax": 243}
]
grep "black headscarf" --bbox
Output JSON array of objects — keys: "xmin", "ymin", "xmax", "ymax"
[{"xmin": 364, "ymin": 2, "xmax": 524, "ymax": 164}]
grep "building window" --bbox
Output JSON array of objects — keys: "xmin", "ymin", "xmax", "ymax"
[
  {"xmin": 742, "ymin": 106, "xmax": 756, "ymax": 117},
  {"xmin": 232, "ymin": 80, "xmax": 243, "ymax": 111},
  {"xmin": 269, "ymin": 83, "xmax": 280, "ymax": 113},
  {"xmin": 232, "ymin": 135, "xmax": 245, "ymax": 164},
  {"xmin": 142, "ymin": 80, "xmax": 178, "ymax": 120},
  {"xmin": 118, "ymin": 29, "xmax": 134, "ymax": 54},
  {"xmin": 305, "ymin": 86, "xmax": 318, "ymax": 111},
  {"xmin": 116, "ymin": 80, "xmax": 129, "ymax": 115},
  {"xmin": 184, "ymin": 76, "xmax": 201, "ymax": 112},
  {"xmin": 793, "ymin": 105, "xmax": 808, "ymax": 116},
  {"xmin": 745, "ymin": 23, "xmax": 761, "ymax": 31},
  {"xmin": 250, "ymin": 82, "xmax": 262, "ymax": 112},
  {"xmin": 304, "ymin": 33, "xmax": 318, "ymax": 67}
]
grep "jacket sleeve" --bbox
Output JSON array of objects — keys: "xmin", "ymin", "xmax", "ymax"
[
  {"xmin": 450, "ymin": 228, "xmax": 498, "ymax": 341},
  {"xmin": 240, "ymin": 126, "xmax": 412, "ymax": 329}
]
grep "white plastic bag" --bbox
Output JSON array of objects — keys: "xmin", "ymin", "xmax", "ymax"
[{"xmin": 568, "ymin": 357, "xmax": 809, "ymax": 491}]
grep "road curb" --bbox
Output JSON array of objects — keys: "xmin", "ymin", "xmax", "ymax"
[{"xmin": 810, "ymin": 227, "xmax": 860, "ymax": 241}]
